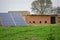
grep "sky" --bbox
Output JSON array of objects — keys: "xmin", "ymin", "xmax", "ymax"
[{"xmin": 0, "ymin": 0, "xmax": 60, "ymax": 13}]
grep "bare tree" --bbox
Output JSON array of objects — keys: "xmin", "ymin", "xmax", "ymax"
[{"xmin": 31, "ymin": 0, "xmax": 52, "ymax": 14}]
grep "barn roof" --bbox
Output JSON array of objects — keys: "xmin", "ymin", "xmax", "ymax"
[
  {"xmin": 26, "ymin": 14, "xmax": 58, "ymax": 16},
  {"xmin": 8, "ymin": 11, "xmax": 30, "ymax": 16}
]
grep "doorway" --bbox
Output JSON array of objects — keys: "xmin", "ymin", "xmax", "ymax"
[{"xmin": 51, "ymin": 16, "xmax": 56, "ymax": 24}]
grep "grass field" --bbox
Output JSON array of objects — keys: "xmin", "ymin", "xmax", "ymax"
[{"xmin": 0, "ymin": 25, "xmax": 60, "ymax": 40}]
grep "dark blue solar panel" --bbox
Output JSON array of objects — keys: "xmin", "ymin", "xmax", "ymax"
[
  {"xmin": 0, "ymin": 13, "xmax": 27, "ymax": 26},
  {"xmin": 0, "ymin": 13, "xmax": 15, "ymax": 26},
  {"xmin": 10, "ymin": 13, "xmax": 27, "ymax": 26}
]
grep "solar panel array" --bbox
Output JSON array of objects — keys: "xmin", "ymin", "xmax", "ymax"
[{"xmin": 0, "ymin": 13, "xmax": 27, "ymax": 26}]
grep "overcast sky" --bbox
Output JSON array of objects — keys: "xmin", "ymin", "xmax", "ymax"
[{"xmin": 0, "ymin": 0, "xmax": 60, "ymax": 13}]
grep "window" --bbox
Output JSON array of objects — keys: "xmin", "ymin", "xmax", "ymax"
[
  {"xmin": 40, "ymin": 21, "xmax": 41, "ymax": 23},
  {"xmin": 33, "ymin": 21, "xmax": 35, "ymax": 23},
  {"xmin": 45, "ymin": 21, "xmax": 47, "ymax": 23},
  {"xmin": 29, "ymin": 21, "xmax": 31, "ymax": 23}
]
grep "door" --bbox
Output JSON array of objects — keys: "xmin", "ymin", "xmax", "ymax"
[{"xmin": 51, "ymin": 16, "xmax": 56, "ymax": 24}]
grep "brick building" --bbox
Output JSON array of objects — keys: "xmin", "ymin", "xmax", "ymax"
[
  {"xmin": 8, "ymin": 11, "xmax": 58, "ymax": 25},
  {"xmin": 25, "ymin": 14, "xmax": 58, "ymax": 24}
]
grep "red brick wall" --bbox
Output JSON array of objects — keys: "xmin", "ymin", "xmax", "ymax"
[
  {"xmin": 55, "ymin": 16, "xmax": 58, "ymax": 24},
  {"xmin": 25, "ymin": 15, "xmax": 58, "ymax": 24}
]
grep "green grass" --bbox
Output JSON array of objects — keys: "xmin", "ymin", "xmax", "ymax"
[{"xmin": 0, "ymin": 25, "xmax": 60, "ymax": 40}]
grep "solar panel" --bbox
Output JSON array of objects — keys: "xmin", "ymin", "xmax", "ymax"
[
  {"xmin": 0, "ymin": 13, "xmax": 27, "ymax": 26},
  {"xmin": 9, "ymin": 13, "xmax": 27, "ymax": 26}
]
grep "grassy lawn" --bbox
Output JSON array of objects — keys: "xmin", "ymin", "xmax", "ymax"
[{"xmin": 0, "ymin": 25, "xmax": 60, "ymax": 40}]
